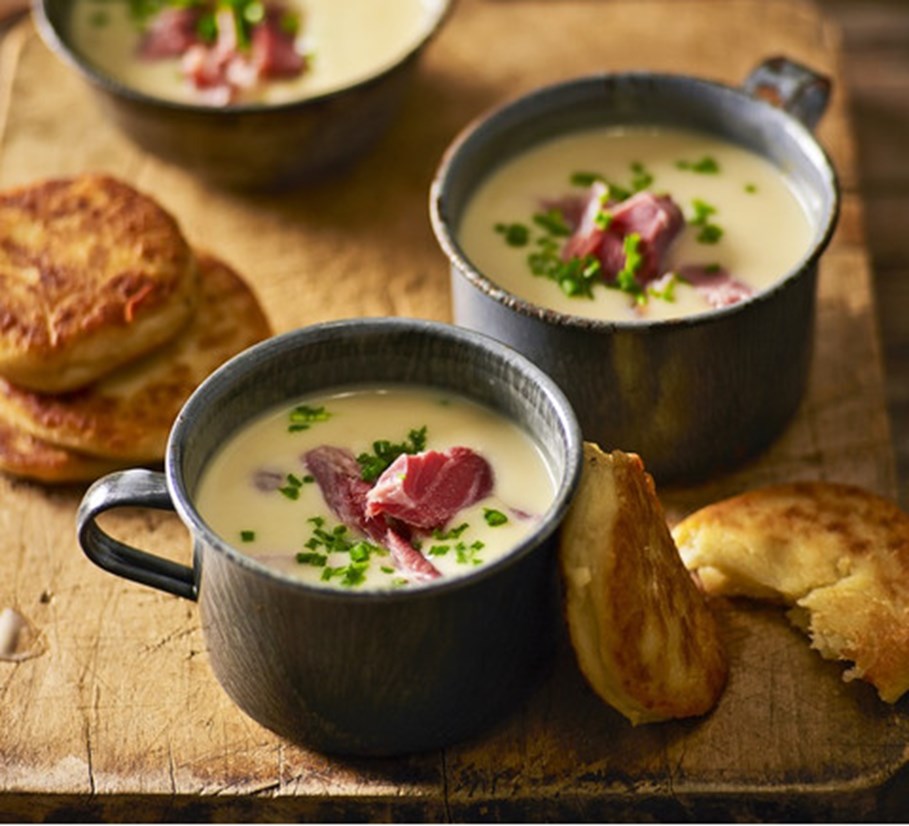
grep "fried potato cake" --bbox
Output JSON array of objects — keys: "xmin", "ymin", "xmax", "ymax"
[
  {"xmin": 558, "ymin": 445, "xmax": 728, "ymax": 725},
  {"xmin": 673, "ymin": 481, "xmax": 909, "ymax": 703},
  {"xmin": 0, "ymin": 174, "xmax": 197, "ymax": 392},
  {"xmin": 0, "ymin": 251, "xmax": 271, "ymax": 462},
  {"xmin": 0, "ymin": 417, "xmax": 129, "ymax": 484}
]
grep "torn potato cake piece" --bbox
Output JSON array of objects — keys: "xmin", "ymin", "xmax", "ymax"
[
  {"xmin": 673, "ymin": 481, "xmax": 909, "ymax": 703},
  {"xmin": 0, "ymin": 174, "xmax": 198, "ymax": 392},
  {"xmin": 559, "ymin": 444, "xmax": 728, "ymax": 725},
  {"xmin": 0, "ymin": 250, "xmax": 271, "ymax": 463}
]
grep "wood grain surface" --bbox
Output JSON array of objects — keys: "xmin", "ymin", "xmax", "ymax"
[
  {"xmin": 826, "ymin": 0, "xmax": 909, "ymax": 514},
  {"xmin": 0, "ymin": 0, "xmax": 906, "ymax": 820}
]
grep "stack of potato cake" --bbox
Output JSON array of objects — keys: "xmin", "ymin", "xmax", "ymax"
[{"xmin": 0, "ymin": 174, "xmax": 271, "ymax": 483}]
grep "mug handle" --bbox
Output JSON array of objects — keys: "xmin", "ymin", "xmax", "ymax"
[
  {"xmin": 742, "ymin": 56, "xmax": 831, "ymax": 131},
  {"xmin": 76, "ymin": 469, "xmax": 198, "ymax": 600}
]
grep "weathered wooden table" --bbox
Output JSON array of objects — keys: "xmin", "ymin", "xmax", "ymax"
[{"xmin": 1, "ymin": 0, "xmax": 907, "ymax": 820}]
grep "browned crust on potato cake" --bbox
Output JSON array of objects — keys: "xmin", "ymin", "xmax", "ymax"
[
  {"xmin": 0, "ymin": 250, "xmax": 271, "ymax": 462},
  {"xmin": 559, "ymin": 445, "xmax": 728, "ymax": 725},
  {"xmin": 0, "ymin": 174, "xmax": 197, "ymax": 392}
]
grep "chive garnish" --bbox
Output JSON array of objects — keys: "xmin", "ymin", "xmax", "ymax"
[
  {"xmin": 483, "ymin": 508, "xmax": 508, "ymax": 527},
  {"xmin": 630, "ymin": 161, "xmax": 654, "ymax": 192},
  {"xmin": 696, "ymin": 224, "xmax": 724, "ymax": 244},
  {"xmin": 296, "ymin": 551, "xmax": 327, "ymax": 566},
  {"xmin": 569, "ymin": 171, "xmax": 632, "ymax": 201},
  {"xmin": 648, "ymin": 273, "xmax": 683, "ymax": 303},
  {"xmin": 433, "ymin": 522, "xmax": 469, "ymax": 541},
  {"xmin": 677, "ymin": 156, "xmax": 720, "ymax": 174},
  {"xmin": 690, "ymin": 198, "xmax": 723, "ymax": 245},
  {"xmin": 295, "ymin": 516, "xmax": 388, "ymax": 586},
  {"xmin": 614, "ymin": 232, "xmax": 645, "ymax": 301},
  {"xmin": 570, "ymin": 171, "xmax": 603, "ymax": 188},
  {"xmin": 532, "ymin": 208, "xmax": 572, "ymax": 237},
  {"xmin": 494, "ymin": 222, "xmax": 530, "ymax": 247},
  {"xmin": 357, "ymin": 426, "xmax": 427, "ymax": 482},
  {"xmin": 455, "ymin": 540, "xmax": 485, "ymax": 566},
  {"xmin": 288, "ymin": 404, "xmax": 331, "ymax": 433},
  {"xmin": 240, "ymin": 530, "xmax": 256, "ymax": 543},
  {"xmin": 278, "ymin": 473, "xmax": 303, "ymax": 500}
]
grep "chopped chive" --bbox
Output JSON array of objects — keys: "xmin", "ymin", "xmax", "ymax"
[
  {"xmin": 433, "ymin": 522, "xmax": 469, "ymax": 541},
  {"xmin": 677, "ymin": 156, "xmax": 720, "ymax": 174},
  {"xmin": 630, "ymin": 161, "xmax": 654, "ymax": 191},
  {"xmin": 689, "ymin": 198, "xmax": 723, "ymax": 246},
  {"xmin": 357, "ymin": 426, "xmax": 427, "ymax": 482},
  {"xmin": 532, "ymin": 208, "xmax": 572, "ymax": 237},
  {"xmin": 570, "ymin": 171, "xmax": 604, "ymax": 187},
  {"xmin": 495, "ymin": 222, "xmax": 530, "ymax": 247},
  {"xmin": 483, "ymin": 508, "xmax": 509, "ymax": 527},
  {"xmin": 696, "ymin": 224, "xmax": 724, "ymax": 244},
  {"xmin": 288, "ymin": 404, "xmax": 331, "ymax": 432},
  {"xmin": 296, "ymin": 551, "xmax": 327, "ymax": 566}
]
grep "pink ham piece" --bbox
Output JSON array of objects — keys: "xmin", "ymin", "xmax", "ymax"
[
  {"xmin": 562, "ymin": 188, "xmax": 685, "ymax": 285},
  {"xmin": 606, "ymin": 191, "xmax": 685, "ymax": 282},
  {"xmin": 674, "ymin": 264, "xmax": 754, "ymax": 308},
  {"xmin": 252, "ymin": 7, "xmax": 307, "ymax": 77},
  {"xmin": 366, "ymin": 447, "xmax": 495, "ymax": 531},
  {"xmin": 384, "ymin": 529, "xmax": 442, "ymax": 583},
  {"xmin": 138, "ymin": 8, "xmax": 201, "ymax": 59},
  {"xmin": 303, "ymin": 446, "xmax": 382, "ymax": 541},
  {"xmin": 608, "ymin": 192, "xmax": 684, "ymax": 283},
  {"xmin": 139, "ymin": 2, "xmax": 306, "ymax": 104},
  {"xmin": 561, "ymin": 181, "xmax": 611, "ymax": 261},
  {"xmin": 546, "ymin": 186, "xmax": 755, "ymax": 311},
  {"xmin": 304, "ymin": 446, "xmax": 441, "ymax": 582}
]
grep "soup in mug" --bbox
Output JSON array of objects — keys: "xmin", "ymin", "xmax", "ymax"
[
  {"xmin": 69, "ymin": 0, "xmax": 444, "ymax": 106},
  {"xmin": 457, "ymin": 126, "xmax": 814, "ymax": 322},
  {"xmin": 195, "ymin": 386, "xmax": 556, "ymax": 590}
]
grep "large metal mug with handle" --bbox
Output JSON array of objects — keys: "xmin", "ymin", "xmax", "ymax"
[
  {"xmin": 431, "ymin": 57, "xmax": 839, "ymax": 483},
  {"xmin": 76, "ymin": 318, "xmax": 583, "ymax": 756}
]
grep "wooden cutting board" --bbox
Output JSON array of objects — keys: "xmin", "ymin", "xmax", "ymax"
[{"xmin": 0, "ymin": 0, "xmax": 906, "ymax": 820}]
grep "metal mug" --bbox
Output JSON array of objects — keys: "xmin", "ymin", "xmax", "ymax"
[
  {"xmin": 75, "ymin": 318, "xmax": 583, "ymax": 755},
  {"xmin": 430, "ymin": 57, "xmax": 839, "ymax": 482}
]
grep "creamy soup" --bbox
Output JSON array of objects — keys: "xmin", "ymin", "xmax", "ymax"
[
  {"xmin": 195, "ymin": 386, "xmax": 556, "ymax": 590},
  {"xmin": 69, "ymin": 0, "xmax": 444, "ymax": 105},
  {"xmin": 457, "ymin": 126, "xmax": 815, "ymax": 322}
]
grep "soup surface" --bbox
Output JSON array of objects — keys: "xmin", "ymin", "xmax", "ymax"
[
  {"xmin": 195, "ymin": 386, "xmax": 556, "ymax": 590},
  {"xmin": 69, "ymin": 0, "xmax": 443, "ymax": 105},
  {"xmin": 457, "ymin": 126, "xmax": 815, "ymax": 322}
]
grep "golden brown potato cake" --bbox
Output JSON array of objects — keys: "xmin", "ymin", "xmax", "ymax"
[
  {"xmin": 559, "ymin": 444, "xmax": 729, "ymax": 725},
  {"xmin": 673, "ymin": 481, "xmax": 909, "ymax": 703},
  {"xmin": 0, "ymin": 417, "xmax": 129, "ymax": 484},
  {"xmin": 0, "ymin": 250, "xmax": 271, "ymax": 463},
  {"xmin": 0, "ymin": 174, "xmax": 197, "ymax": 392}
]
